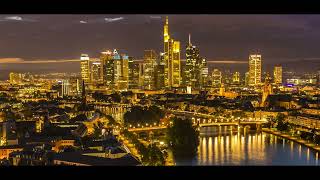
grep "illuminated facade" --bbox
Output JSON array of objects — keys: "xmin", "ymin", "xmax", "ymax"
[
  {"xmin": 9, "ymin": 72, "xmax": 22, "ymax": 84},
  {"xmin": 143, "ymin": 50, "xmax": 157, "ymax": 90},
  {"xmin": 163, "ymin": 16, "xmax": 180, "ymax": 88},
  {"xmin": 212, "ymin": 69, "xmax": 222, "ymax": 87},
  {"xmin": 91, "ymin": 60, "xmax": 103, "ymax": 84},
  {"xmin": 128, "ymin": 57, "xmax": 140, "ymax": 89},
  {"xmin": 261, "ymin": 74, "xmax": 273, "ymax": 107},
  {"xmin": 249, "ymin": 54, "xmax": 262, "ymax": 86},
  {"xmin": 199, "ymin": 58, "xmax": 208, "ymax": 89},
  {"xmin": 273, "ymin": 65, "xmax": 282, "ymax": 85},
  {"xmin": 61, "ymin": 79, "xmax": 71, "ymax": 97},
  {"xmin": 233, "ymin": 72, "xmax": 240, "ymax": 84},
  {"xmin": 185, "ymin": 34, "xmax": 200, "ymax": 88},
  {"xmin": 113, "ymin": 50, "xmax": 129, "ymax": 91},
  {"xmin": 80, "ymin": 54, "xmax": 90, "ymax": 84},
  {"xmin": 245, "ymin": 72, "xmax": 250, "ymax": 86},
  {"xmin": 101, "ymin": 50, "xmax": 114, "ymax": 87}
]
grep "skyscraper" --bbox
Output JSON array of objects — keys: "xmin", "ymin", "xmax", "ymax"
[
  {"xmin": 212, "ymin": 69, "xmax": 222, "ymax": 87},
  {"xmin": 249, "ymin": 54, "xmax": 262, "ymax": 86},
  {"xmin": 128, "ymin": 57, "xmax": 140, "ymax": 89},
  {"xmin": 245, "ymin": 72, "xmax": 250, "ymax": 86},
  {"xmin": 100, "ymin": 50, "xmax": 114, "ymax": 88},
  {"xmin": 261, "ymin": 73, "xmax": 273, "ymax": 107},
  {"xmin": 80, "ymin": 54, "xmax": 90, "ymax": 84},
  {"xmin": 185, "ymin": 34, "xmax": 200, "ymax": 88},
  {"xmin": 163, "ymin": 16, "xmax": 181, "ymax": 88},
  {"xmin": 111, "ymin": 49, "xmax": 129, "ymax": 91},
  {"xmin": 233, "ymin": 72, "xmax": 240, "ymax": 84},
  {"xmin": 61, "ymin": 79, "xmax": 71, "ymax": 97},
  {"xmin": 143, "ymin": 50, "xmax": 157, "ymax": 90},
  {"xmin": 273, "ymin": 65, "xmax": 283, "ymax": 85},
  {"xmin": 199, "ymin": 58, "xmax": 208, "ymax": 89},
  {"xmin": 91, "ymin": 60, "xmax": 103, "ymax": 84}
]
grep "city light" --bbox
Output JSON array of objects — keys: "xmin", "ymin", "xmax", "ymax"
[{"xmin": 0, "ymin": 14, "xmax": 319, "ymax": 167}]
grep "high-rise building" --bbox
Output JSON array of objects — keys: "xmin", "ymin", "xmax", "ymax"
[
  {"xmin": 185, "ymin": 34, "xmax": 200, "ymax": 88},
  {"xmin": 199, "ymin": 58, "xmax": 208, "ymax": 89},
  {"xmin": 101, "ymin": 50, "xmax": 114, "ymax": 88},
  {"xmin": 61, "ymin": 79, "xmax": 71, "ymax": 97},
  {"xmin": 212, "ymin": 69, "xmax": 222, "ymax": 87},
  {"xmin": 80, "ymin": 54, "xmax": 90, "ymax": 84},
  {"xmin": 143, "ymin": 50, "xmax": 157, "ymax": 90},
  {"xmin": 138, "ymin": 62, "xmax": 144, "ymax": 88},
  {"xmin": 113, "ymin": 50, "xmax": 129, "ymax": 91},
  {"xmin": 163, "ymin": 16, "xmax": 181, "ymax": 88},
  {"xmin": 9, "ymin": 72, "xmax": 22, "ymax": 84},
  {"xmin": 128, "ymin": 57, "xmax": 140, "ymax": 89},
  {"xmin": 273, "ymin": 65, "xmax": 283, "ymax": 85},
  {"xmin": 91, "ymin": 60, "xmax": 103, "ymax": 84},
  {"xmin": 248, "ymin": 54, "xmax": 262, "ymax": 86},
  {"xmin": 261, "ymin": 73, "xmax": 273, "ymax": 107},
  {"xmin": 154, "ymin": 53, "xmax": 166, "ymax": 90},
  {"xmin": 245, "ymin": 72, "xmax": 250, "ymax": 86},
  {"xmin": 233, "ymin": 72, "xmax": 240, "ymax": 84}
]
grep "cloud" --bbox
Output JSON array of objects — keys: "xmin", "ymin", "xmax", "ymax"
[
  {"xmin": 0, "ymin": 16, "xmax": 37, "ymax": 22},
  {"xmin": 0, "ymin": 58, "xmax": 80, "ymax": 64},
  {"xmin": 79, "ymin": 20, "xmax": 87, "ymax": 24},
  {"xmin": 104, "ymin": 17, "xmax": 124, "ymax": 23},
  {"xmin": 5, "ymin": 16, "xmax": 23, "ymax": 21},
  {"xmin": 150, "ymin": 16, "xmax": 161, "ymax": 19}
]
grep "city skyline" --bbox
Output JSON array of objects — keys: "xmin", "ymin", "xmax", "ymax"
[{"xmin": 1, "ymin": 14, "xmax": 320, "ymax": 167}]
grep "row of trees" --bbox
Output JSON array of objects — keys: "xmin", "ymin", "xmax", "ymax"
[
  {"xmin": 265, "ymin": 113, "xmax": 290, "ymax": 132},
  {"xmin": 122, "ymin": 130, "xmax": 165, "ymax": 166},
  {"xmin": 123, "ymin": 105, "xmax": 165, "ymax": 126},
  {"xmin": 299, "ymin": 130, "xmax": 320, "ymax": 145}
]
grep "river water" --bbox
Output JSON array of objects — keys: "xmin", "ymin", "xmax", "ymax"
[{"xmin": 175, "ymin": 126, "xmax": 320, "ymax": 166}]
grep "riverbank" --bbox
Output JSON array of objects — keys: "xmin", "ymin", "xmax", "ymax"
[{"xmin": 262, "ymin": 128, "xmax": 320, "ymax": 153}]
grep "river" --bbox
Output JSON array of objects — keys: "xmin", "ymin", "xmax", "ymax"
[{"xmin": 174, "ymin": 126, "xmax": 320, "ymax": 166}]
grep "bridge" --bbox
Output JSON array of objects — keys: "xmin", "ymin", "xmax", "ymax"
[{"xmin": 127, "ymin": 119, "xmax": 266, "ymax": 132}]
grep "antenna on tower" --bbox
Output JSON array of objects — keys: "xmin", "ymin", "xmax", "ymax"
[{"xmin": 189, "ymin": 33, "xmax": 191, "ymax": 46}]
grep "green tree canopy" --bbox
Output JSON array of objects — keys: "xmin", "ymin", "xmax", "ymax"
[{"xmin": 166, "ymin": 117, "xmax": 199, "ymax": 159}]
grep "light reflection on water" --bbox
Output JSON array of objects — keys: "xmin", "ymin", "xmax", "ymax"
[{"xmin": 175, "ymin": 126, "xmax": 320, "ymax": 166}]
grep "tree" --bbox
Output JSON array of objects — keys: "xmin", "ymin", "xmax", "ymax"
[
  {"xmin": 275, "ymin": 113, "xmax": 290, "ymax": 132},
  {"xmin": 166, "ymin": 117, "xmax": 199, "ymax": 159}
]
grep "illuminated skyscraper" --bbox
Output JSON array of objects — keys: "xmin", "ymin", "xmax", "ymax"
[
  {"xmin": 185, "ymin": 34, "xmax": 200, "ymax": 88},
  {"xmin": 245, "ymin": 72, "xmax": 250, "ymax": 86},
  {"xmin": 155, "ymin": 53, "xmax": 166, "ymax": 90},
  {"xmin": 61, "ymin": 79, "xmax": 71, "ymax": 97},
  {"xmin": 233, "ymin": 72, "xmax": 240, "ymax": 84},
  {"xmin": 91, "ymin": 60, "xmax": 103, "ymax": 84},
  {"xmin": 100, "ymin": 50, "xmax": 114, "ymax": 87},
  {"xmin": 112, "ymin": 49, "xmax": 129, "ymax": 91},
  {"xmin": 212, "ymin": 69, "xmax": 222, "ymax": 87},
  {"xmin": 80, "ymin": 54, "xmax": 90, "ymax": 84},
  {"xmin": 273, "ymin": 65, "xmax": 282, "ymax": 85},
  {"xmin": 128, "ymin": 57, "xmax": 140, "ymax": 89},
  {"xmin": 199, "ymin": 58, "xmax": 208, "ymax": 89},
  {"xmin": 163, "ymin": 16, "xmax": 180, "ymax": 88},
  {"xmin": 261, "ymin": 73, "xmax": 273, "ymax": 107},
  {"xmin": 143, "ymin": 50, "xmax": 157, "ymax": 90},
  {"xmin": 249, "ymin": 54, "xmax": 262, "ymax": 86}
]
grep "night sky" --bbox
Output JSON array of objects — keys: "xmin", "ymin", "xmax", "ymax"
[{"xmin": 0, "ymin": 14, "xmax": 320, "ymax": 78}]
